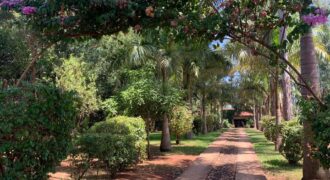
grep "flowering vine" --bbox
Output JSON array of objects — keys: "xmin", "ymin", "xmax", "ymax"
[
  {"xmin": 0, "ymin": 0, "xmax": 37, "ymax": 15},
  {"xmin": 302, "ymin": 8, "xmax": 329, "ymax": 26}
]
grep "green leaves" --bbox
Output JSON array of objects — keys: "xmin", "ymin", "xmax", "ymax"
[
  {"xmin": 170, "ymin": 105, "xmax": 193, "ymax": 138},
  {"xmin": 118, "ymin": 66, "xmax": 182, "ymax": 118},
  {"xmin": 55, "ymin": 55, "xmax": 99, "ymax": 119},
  {"xmin": 74, "ymin": 116, "xmax": 146, "ymax": 177},
  {"xmin": 0, "ymin": 82, "xmax": 78, "ymax": 179}
]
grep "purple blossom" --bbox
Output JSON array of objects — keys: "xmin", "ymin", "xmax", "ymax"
[
  {"xmin": 302, "ymin": 8, "xmax": 329, "ymax": 26},
  {"xmin": 21, "ymin": 6, "xmax": 37, "ymax": 15},
  {"xmin": 0, "ymin": 0, "xmax": 23, "ymax": 7}
]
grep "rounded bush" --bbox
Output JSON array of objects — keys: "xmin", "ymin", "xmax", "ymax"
[
  {"xmin": 0, "ymin": 83, "xmax": 78, "ymax": 179},
  {"xmin": 74, "ymin": 116, "xmax": 146, "ymax": 177},
  {"xmin": 279, "ymin": 121, "xmax": 303, "ymax": 164}
]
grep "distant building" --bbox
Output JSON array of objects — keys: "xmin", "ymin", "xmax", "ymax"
[{"xmin": 233, "ymin": 111, "xmax": 254, "ymax": 128}]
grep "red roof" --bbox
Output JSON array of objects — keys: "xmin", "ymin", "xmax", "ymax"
[{"xmin": 238, "ymin": 111, "xmax": 254, "ymax": 117}]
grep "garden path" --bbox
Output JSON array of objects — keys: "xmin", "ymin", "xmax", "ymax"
[{"xmin": 177, "ymin": 128, "xmax": 267, "ymax": 180}]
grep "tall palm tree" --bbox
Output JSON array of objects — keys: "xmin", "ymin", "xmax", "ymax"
[
  {"xmin": 300, "ymin": 1, "xmax": 324, "ymax": 178},
  {"xmin": 279, "ymin": 10, "xmax": 293, "ymax": 121},
  {"xmin": 300, "ymin": 27, "xmax": 322, "ymax": 180},
  {"xmin": 195, "ymin": 50, "xmax": 231, "ymax": 134}
]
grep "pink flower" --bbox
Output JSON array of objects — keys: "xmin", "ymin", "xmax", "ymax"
[
  {"xmin": 302, "ymin": 8, "xmax": 328, "ymax": 26},
  {"xmin": 22, "ymin": 6, "xmax": 37, "ymax": 15},
  {"xmin": 0, "ymin": 0, "xmax": 23, "ymax": 7}
]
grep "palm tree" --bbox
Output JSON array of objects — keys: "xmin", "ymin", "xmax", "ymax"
[
  {"xmin": 279, "ymin": 10, "xmax": 293, "ymax": 121},
  {"xmin": 195, "ymin": 50, "xmax": 231, "ymax": 134},
  {"xmin": 300, "ymin": 1, "xmax": 324, "ymax": 178}
]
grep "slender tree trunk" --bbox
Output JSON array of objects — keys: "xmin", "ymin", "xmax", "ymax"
[
  {"xmin": 282, "ymin": 69, "xmax": 293, "ymax": 120},
  {"xmin": 275, "ymin": 66, "xmax": 282, "ymax": 151},
  {"xmin": 258, "ymin": 106, "xmax": 262, "ymax": 130},
  {"xmin": 279, "ymin": 14, "xmax": 293, "ymax": 121},
  {"xmin": 253, "ymin": 104, "xmax": 257, "ymax": 129},
  {"xmin": 201, "ymin": 90, "xmax": 208, "ymax": 134},
  {"xmin": 160, "ymin": 68, "xmax": 171, "ymax": 152},
  {"xmin": 270, "ymin": 77, "xmax": 276, "ymax": 116},
  {"xmin": 160, "ymin": 113, "xmax": 171, "ymax": 151},
  {"xmin": 185, "ymin": 69, "xmax": 194, "ymax": 139},
  {"xmin": 146, "ymin": 112, "xmax": 151, "ymax": 159},
  {"xmin": 176, "ymin": 134, "xmax": 180, "ymax": 145},
  {"xmin": 300, "ymin": 28, "xmax": 324, "ymax": 180},
  {"xmin": 219, "ymin": 102, "xmax": 224, "ymax": 128}
]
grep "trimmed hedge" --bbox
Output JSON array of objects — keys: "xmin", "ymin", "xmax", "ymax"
[
  {"xmin": 73, "ymin": 116, "xmax": 146, "ymax": 177},
  {"xmin": 0, "ymin": 83, "xmax": 78, "ymax": 179}
]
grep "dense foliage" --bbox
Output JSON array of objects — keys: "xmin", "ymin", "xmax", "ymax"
[
  {"xmin": 261, "ymin": 116, "xmax": 277, "ymax": 142},
  {"xmin": 279, "ymin": 121, "xmax": 303, "ymax": 164},
  {"xmin": 0, "ymin": 83, "xmax": 78, "ymax": 179},
  {"xmin": 170, "ymin": 106, "xmax": 193, "ymax": 144},
  {"xmin": 55, "ymin": 56, "xmax": 99, "ymax": 119},
  {"xmin": 2, "ymin": 0, "xmax": 195, "ymax": 41},
  {"xmin": 299, "ymin": 95, "xmax": 330, "ymax": 168},
  {"xmin": 0, "ymin": 29, "xmax": 29, "ymax": 79},
  {"xmin": 73, "ymin": 116, "xmax": 146, "ymax": 177}
]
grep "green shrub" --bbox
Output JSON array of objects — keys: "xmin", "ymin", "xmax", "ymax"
[
  {"xmin": 73, "ymin": 116, "xmax": 146, "ymax": 177},
  {"xmin": 279, "ymin": 120, "xmax": 303, "ymax": 164},
  {"xmin": 193, "ymin": 116, "xmax": 202, "ymax": 135},
  {"xmin": 207, "ymin": 114, "xmax": 220, "ymax": 131},
  {"xmin": 0, "ymin": 83, "xmax": 78, "ymax": 179},
  {"xmin": 246, "ymin": 118, "xmax": 254, "ymax": 128},
  {"xmin": 222, "ymin": 119, "xmax": 232, "ymax": 128},
  {"xmin": 261, "ymin": 116, "xmax": 277, "ymax": 142},
  {"xmin": 310, "ymin": 95, "xmax": 330, "ymax": 168},
  {"xmin": 170, "ymin": 106, "xmax": 193, "ymax": 144}
]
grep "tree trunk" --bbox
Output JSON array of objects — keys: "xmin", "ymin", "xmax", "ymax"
[
  {"xmin": 300, "ymin": 28, "xmax": 323, "ymax": 180},
  {"xmin": 219, "ymin": 102, "xmax": 224, "ymax": 128},
  {"xmin": 275, "ymin": 66, "xmax": 282, "ymax": 151},
  {"xmin": 201, "ymin": 90, "xmax": 208, "ymax": 134},
  {"xmin": 146, "ymin": 112, "xmax": 151, "ymax": 159},
  {"xmin": 279, "ymin": 14, "xmax": 293, "ymax": 121},
  {"xmin": 281, "ymin": 70, "xmax": 293, "ymax": 121},
  {"xmin": 160, "ymin": 67, "xmax": 171, "ymax": 152},
  {"xmin": 258, "ymin": 106, "xmax": 262, "ymax": 130},
  {"xmin": 270, "ymin": 77, "xmax": 276, "ymax": 116},
  {"xmin": 253, "ymin": 104, "xmax": 257, "ymax": 129},
  {"xmin": 184, "ymin": 68, "xmax": 194, "ymax": 139},
  {"xmin": 160, "ymin": 113, "xmax": 171, "ymax": 152},
  {"xmin": 176, "ymin": 134, "xmax": 180, "ymax": 145}
]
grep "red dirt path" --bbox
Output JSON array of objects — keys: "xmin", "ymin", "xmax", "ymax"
[
  {"xmin": 49, "ymin": 154, "xmax": 196, "ymax": 180},
  {"xmin": 115, "ymin": 155, "xmax": 196, "ymax": 180}
]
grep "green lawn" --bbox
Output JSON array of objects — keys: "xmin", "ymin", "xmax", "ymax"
[
  {"xmin": 245, "ymin": 128, "xmax": 302, "ymax": 180},
  {"xmin": 149, "ymin": 129, "xmax": 226, "ymax": 155}
]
